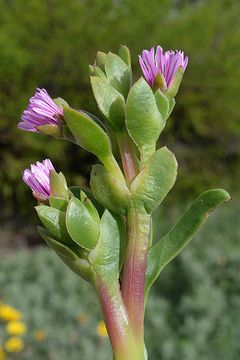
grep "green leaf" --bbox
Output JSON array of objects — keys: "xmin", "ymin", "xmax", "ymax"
[
  {"xmin": 37, "ymin": 226, "xmax": 93, "ymax": 282},
  {"xmin": 105, "ymin": 52, "xmax": 132, "ymax": 99},
  {"xmin": 131, "ymin": 147, "xmax": 178, "ymax": 213},
  {"xmin": 90, "ymin": 76, "xmax": 125, "ymax": 130},
  {"xmin": 36, "ymin": 124, "xmax": 63, "ymax": 138},
  {"xmin": 81, "ymin": 110, "xmax": 107, "ymax": 132},
  {"xmin": 64, "ymin": 107, "xmax": 112, "ymax": 162},
  {"xmin": 53, "ymin": 97, "xmax": 69, "ymax": 109},
  {"xmin": 66, "ymin": 197, "xmax": 100, "ymax": 250},
  {"xmin": 49, "ymin": 195, "xmax": 68, "ymax": 211},
  {"xmin": 154, "ymin": 89, "xmax": 169, "ymax": 121},
  {"xmin": 50, "ymin": 171, "xmax": 69, "ymax": 199},
  {"xmin": 35, "ymin": 205, "xmax": 72, "ymax": 245},
  {"xmin": 69, "ymin": 186, "xmax": 105, "ymax": 216},
  {"xmin": 37, "ymin": 226, "xmax": 78, "ymax": 260},
  {"xmin": 167, "ymin": 98, "xmax": 175, "ymax": 118},
  {"xmin": 152, "ymin": 70, "xmax": 167, "ymax": 92},
  {"xmin": 126, "ymin": 77, "xmax": 162, "ymax": 164},
  {"xmin": 118, "ymin": 45, "xmax": 131, "ymax": 68},
  {"xmin": 94, "ymin": 65, "xmax": 107, "ymax": 80},
  {"xmin": 80, "ymin": 190, "xmax": 100, "ymax": 223},
  {"xmin": 166, "ymin": 66, "xmax": 184, "ymax": 99},
  {"xmin": 89, "ymin": 64, "xmax": 95, "ymax": 76},
  {"xmin": 96, "ymin": 51, "xmax": 107, "ymax": 72},
  {"xmin": 145, "ymin": 189, "xmax": 231, "ymax": 299},
  {"xmin": 90, "ymin": 164, "xmax": 131, "ymax": 216},
  {"xmin": 89, "ymin": 210, "xmax": 121, "ymax": 282},
  {"xmin": 59, "ymin": 255, "xmax": 92, "ymax": 283}
]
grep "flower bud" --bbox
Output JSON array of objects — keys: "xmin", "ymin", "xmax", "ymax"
[
  {"xmin": 139, "ymin": 46, "xmax": 188, "ymax": 98},
  {"xmin": 18, "ymin": 88, "xmax": 67, "ymax": 134},
  {"xmin": 22, "ymin": 159, "xmax": 55, "ymax": 202}
]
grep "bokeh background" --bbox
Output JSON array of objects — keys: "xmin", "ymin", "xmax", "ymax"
[{"xmin": 0, "ymin": 0, "xmax": 239, "ymax": 359}]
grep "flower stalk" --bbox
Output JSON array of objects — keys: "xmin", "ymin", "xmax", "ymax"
[
  {"xmin": 93, "ymin": 275, "xmax": 139, "ymax": 360},
  {"xmin": 121, "ymin": 205, "xmax": 151, "ymax": 359}
]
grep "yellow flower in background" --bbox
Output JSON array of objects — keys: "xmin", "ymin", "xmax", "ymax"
[
  {"xmin": 4, "ymin": 337, "xmax": 24, "ymax": 352},
  {"xmin": 6, "ymin": 321, "xmax": 27, "ymax": 336},
  {"xmin": 77, "ymin": 313, "xmax": 88, "ymax": 324},
  {"xmin": 0, "ymin": 305, "xmax": 21, "ymax": 322},
  {"xmin": 97, "ymin": 321, "xmax": 108, "ymax": 338},
  {"xmin": 34, "ymin": 330, "xmax": 46, "ymax": 342},
  {"xmin": 0, "ymin": 347, "xmax": 6, "ymax": 360}
]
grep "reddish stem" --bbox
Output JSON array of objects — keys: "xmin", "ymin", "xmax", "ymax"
[
  {"xmin": 121, "ymin": 205, "xmax": 151, "ymax": 357},
  {"xmin": 116, "ymin": 132, "xmax": 139, "ymax": 185},
  {"xmin": 94, "ymin": 276, "xmax": 139, "ymax": 360}
]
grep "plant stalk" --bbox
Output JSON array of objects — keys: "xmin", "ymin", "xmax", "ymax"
[
  {"xmin": 121, "ymin": 204, "xmax": 151, "ymax": 359},
  {"xmin": 94, "ymin": 275, "xmax": 139, "ymax": 360},
  {"xmin": 116, "ymin": 131, "xmax": 139, "ymax": 185}
]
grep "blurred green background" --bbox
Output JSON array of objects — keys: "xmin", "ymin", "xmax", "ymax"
[{"xmin": 0, "ymin": 0, "xmax": 239, "ymax": 359}]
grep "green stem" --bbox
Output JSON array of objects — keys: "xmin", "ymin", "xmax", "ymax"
[
  {"xmin": 116, "ymin": 131, "xmax": 139, "ymax": 185},
  {"xmin": 93, "ymin": 275, "xmax": 139, "ymax": 360},
  {"xmin": 121, "ymin": 204, "xmax": 151, "ymax": 359}
]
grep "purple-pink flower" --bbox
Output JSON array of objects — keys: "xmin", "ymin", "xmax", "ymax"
[
  {"xmin": 18, "ymin": 88, "xmax": 63, "ymax": 132},
  {"xmin": 139, "ymin": 46, "xmax": 188, "ymax": 88},
  {"xmin": 22, "ymin": 159, "xmax": 55, "ymax": 201}
]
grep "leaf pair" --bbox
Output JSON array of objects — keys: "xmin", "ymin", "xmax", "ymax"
[
  {"xmin": 90, "ymin": 146, "xmax": 178, "ymax": 216},
  {"xmin": 36, "ymin": 188, "xmax": 126, "ymax": 283},
  {"xmin": 91, "ymin": 48, "xmax": 132, "ymax": 131}
]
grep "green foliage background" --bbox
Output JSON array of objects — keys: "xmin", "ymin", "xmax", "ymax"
[{"xmin": 0, "ymin": 0, "xmax": 239, "ymax": 217}]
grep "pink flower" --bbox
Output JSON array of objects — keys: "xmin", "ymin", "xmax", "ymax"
[
  {"xmin": 18, "ymin": 88, "xmax": 63, "ymax": 132},
  {"xmin": 22, "ymin": 159, "xmax": 55, "ymax": 201},
  {"xmin": 139, "ymin": 46, "xmax": 188, "ymax": 88}
]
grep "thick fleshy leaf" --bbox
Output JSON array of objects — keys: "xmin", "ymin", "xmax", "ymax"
[
  {"xmin": 96, "ymin": 51, "xmax": 107, "ymax": 72},
  {"xmin": 66, "ymin": 197, "xmax": 100, "ymax": 250},
  {"xmin": 131, "ymin": 147, "xmax": 177, "ymax": 213},
  {"xmin": 37, "ymin": 226, "xmax": 92, "ymax": 282},
  {"xmin": 105, "ymin": 52, "xmax": 132, "ymax": 99},
  {"xmin": 94, "ymin": 66, "xmax": 107, "ymax": 80},
  {"xmin": 154, "ymin": 89, "xmax": 169, "ymax": 121},
  {"xmin": 89, "ymin": 64, "xmax": 95, "ymax": 76},
  {"xmin": 37, "ymin": 226, "xmax": 78, "ymax": 260},
  {"xmin": 36, "ymin": 124, "xmax": 63, "ymax": 138},
  {"xmin": 59, "ymin": 255, "xmax": 92, "ymax": 283},
  {"xmin": 145, "ymin": 189, "xmax": 231, "ymax": 299},
  {"xmin": 90, "ymin": 164, "xmax": 131, "ymax": 216},
  {"xmin": 166, "ymin": 66, "xmax": 184, "ymax": 99},
  {"xmin": 36, "ymin": 205, "xmax": 72, "ymax": 245},
  {"xmin": 69, "ymin": 186, "xmax": 105, "ymax": 216},
  {"xmin": 89, "ymin": 210, "xmax": 121, "ymax": 282},
  {"xmin": 49, "ymin": 195, "xmax": 68, "ymax": 211},
  {"xmin": 118, "ymin": 45, "xmax": 131, "ymax": 68},
  {"xmin": 126, "ymin": 77, "xmax": 162, "ymax": 164},
  {"xmin": 90, "ymin": 76, "xmax": 125, "ymax": 130},
  {"xmin": 50, "ymin": 171, "xmax": 68, "ymax": 199},
  {"xmin": 80, "ymin": 190, "xmax": 100, "ymax": 223},
  {"xmin": 53, "ymin": 97, "xmax": 69, "ymax": 109},
  {"xmin": 167, "ymin": 98, "xmax": 175, "ymax": 118},
  {"xmin": 64, "ymin": 107, "xmax": 112, "ymax": 161},
  {"xmin": 81, "ymin": 110, "xmax": 107, "ymax": 132}
]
